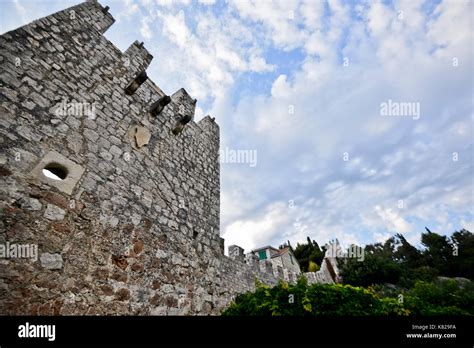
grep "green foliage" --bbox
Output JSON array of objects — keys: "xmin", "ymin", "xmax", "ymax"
[
  {"xmin": 339, "ymin": 252, "xmax": 402, "ymax": 287},
  {"xmin": 222, "ymin": 277, "xmax": 474, "ymax": 316},
  {"xmin": 340, "ymin": 229, "xmax": 474, "ymax": 288},
  {"xmin": 222, "ymin": 277, "xmax": 409, "ymax": 316},
  {"xmin": 398, "ymin": 266, "xmax": 438, "ymax": 288},
  {"xmin": 294, "ymin": 237, "xmax": 325, "ymax": 272},
  {"xmin": 393, "ymin": 233, "xmax": 424, "ymax": 269},
  {"xmin": 308, "ymin": 261, "xmax": 319, "ymax": 272},
  {"xmin": 451, "ymin": 229, "xmax": 474, "ymax": 279},
  {"xmin": 421, "ymin": 230, "xmax": 455, "ymax": 275},
  {"xmin": 402, "ymin": 279, "xmax": 474, "ymax": 315}
]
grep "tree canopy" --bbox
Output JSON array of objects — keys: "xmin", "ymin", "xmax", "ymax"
[
  {"xmin": 293, "ymin": 236, "xmax": 325, "ymax": 272},
  {"xmin": 339, "ymin": 229, "xmax": 473, "ymax": 287}
]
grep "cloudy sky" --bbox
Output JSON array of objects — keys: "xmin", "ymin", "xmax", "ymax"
[{"xmin": 2, "ymin": 0, "xmax": 473, "ymax": 253}]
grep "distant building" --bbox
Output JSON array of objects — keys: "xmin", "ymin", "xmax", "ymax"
[{"xmin": 251, "ymin": 245, "xmax": 301, "ymax": 275}]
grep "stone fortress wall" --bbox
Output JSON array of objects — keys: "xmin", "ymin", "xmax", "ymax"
[{"xmin": 0, "ymin": 0, "xmax": 336, "ymax": 315}]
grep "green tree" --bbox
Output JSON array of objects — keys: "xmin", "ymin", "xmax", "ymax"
[
  {"xmin": 339, "ymin": 251, "xmax": 402, "ymax": 287},
  {"xmin": 294, "ymin": 236, "xmax": 325, "ymax": 272},
  {"xmin": 393, "ymin": 233, "xmax": 424, "ymax": 269},
  {"xmin": 340, "ymin": 230, "xmax": 474, "ymax": 287},
  {"xmin": 421, "ymin": 228, "xmax": 455, "ymax": 276},
  {"xmin": 450, "ymin": 229, "xmax": 474, "ymax": 279}
]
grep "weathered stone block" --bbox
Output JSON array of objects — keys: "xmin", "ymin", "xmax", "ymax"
[
  {"xmin": 40, "ymin": 253, "xmax": 63, "ymax": 270},
  {"xmin": 44, "ymin": 204, "xmax": 66, "ymax": 221}
]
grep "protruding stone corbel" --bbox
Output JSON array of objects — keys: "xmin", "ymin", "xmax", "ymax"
[
  {"xmin": 172, "ymin": 114, "xmax": 192, "ymax": 135},
  {"xmin": 149, "ymin": 95, "xmax": 171, "ymax": 117},
  {"xmin": 124, "ymin": 71, "xmax": 148, "ymax": 95}
]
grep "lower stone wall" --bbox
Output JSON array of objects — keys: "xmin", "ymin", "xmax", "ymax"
[
  {"xmin": 304, "ymin": 253, "xmax": 341, "ymax": 285},
  {"xmin": 0, "ymin": 178, "xmax": 286, "ymax": 315}
]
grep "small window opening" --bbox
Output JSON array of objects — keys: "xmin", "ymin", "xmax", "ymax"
[{"xmin": 42, "ymin": 163, "xmax": 68, "ymax": 181}]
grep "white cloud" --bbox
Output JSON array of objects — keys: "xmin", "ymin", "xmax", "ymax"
[
  {"xmin": 367, "ymin": 2, "xmax": 392, "ymax": 37},
  {"xmin": 219, "ymin": 0, "xmax": 471, "ymax": 249},
  {"xmin": 155, "ymin": 0, "xmax": 190, "ymax": 6},
  {"xmin": 426, "ymin": 0, "xmax": 473, "ymax": 57},
  {"xmin": 13, "ymin": 0, "xmax": 27, "ymax": 22},
  {"xmin": 271, "ymin": 74, "xmax": 291, "ymax": 98},
  {"xmin": 159, "ymin": 10, "xmax": 191, "ymax": 47},
  {"xmin": 198, "ymin": 0, "xmax": 216, "ymax": 5},
  {"xmin": 374, "ymin": 206, "xmax": 413, "ymax": 234},
  {"xmin": 230, "ymin": 0, "xmax": 308, "ymax": 51},
  {"xmin": 222, "ymin": 201, "xmax": 293, "ymax": 252},
  {"xmin": 144, "ymin": 4, "xmax": 275, "ymax": 101},
  {"xmin": 461, "ymin": 220, "xmax": 474, "ymax": 232},
  {"xmin": 139, "ymin": 17, "xmax": 152, "ymax": 39},
  {"xmin": 115, "ymin": 0, "xmax": 140, "ymax": 22}
]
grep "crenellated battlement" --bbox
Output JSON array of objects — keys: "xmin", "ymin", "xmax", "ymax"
[
  {"xmin": 25, "ymin": 0, "xmax": 115, "ymax": 36},
  {"xmin": 123, "ymin": 41, "xmax": 154, "ymax": 74},
  {"xmin": 0, "ymin": 0, "xmax": 204, "ymax": 144}
]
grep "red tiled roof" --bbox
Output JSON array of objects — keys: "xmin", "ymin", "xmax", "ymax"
[{"xmin": 270, "ymin": 247, "xmax": 290, "ymax": 258}]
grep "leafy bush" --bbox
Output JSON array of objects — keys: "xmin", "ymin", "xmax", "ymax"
[
  {"xmin": 222, "ymin": 277, "xmax": 474, "ymax": 316},
  {"xmin": 402, "ymin": 279, "xmax": 474, "ymax": 315},
  {"xmin": 222, "ymin": 277, "xmax": 408, "ymax": 316},
  {"xmin": 308, "ymin": 261, "xmax": 319, "ymax": 272}
]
